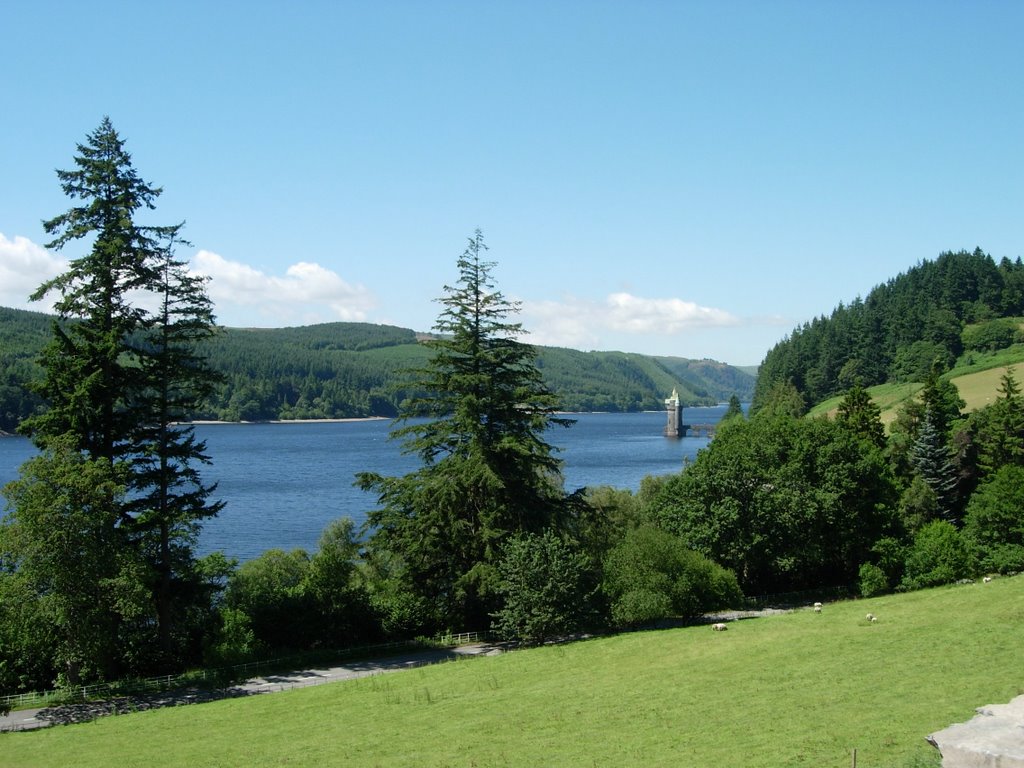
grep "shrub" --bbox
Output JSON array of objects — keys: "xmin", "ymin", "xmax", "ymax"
[
  {"xmin": 223, "ymin": 549, "xmax": 312, "ymax": 649},
  {"xmin": 603, "ymin": 526, "xmax": 741, "ymax": 628},
  {"xmin": 961, "ymin": 318, "xmax": 1023, "ymax": 352},
  {"xmin": 610, "ymin": 588, "xmax": 673, "ymax": 628},
  {"xmin": 962, "ymin": 465, "xmax": 1024, "ymax": 574},
  {"xmin": 858, "ymin": 563, "xmax": 889, "ymax": 597},
  {"xmin": 901, "ymin": 521, "xmax": 975, "ymax": 591},
  {"xmin": 205, "ymin": 607, "xmax": 257, "ymax": 666}
]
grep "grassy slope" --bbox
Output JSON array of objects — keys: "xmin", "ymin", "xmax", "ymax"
[
  {"xmin": 5, "ymin": 577, "xmax": 1023, "ymax": 768},
  {"xmin": 809, "ymin": 346, "xmax": 1024, "ymax": 425}
]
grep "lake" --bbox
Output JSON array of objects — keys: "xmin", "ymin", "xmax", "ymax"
[{"xmin": 0, "ymin": 407, "xmax": 727, "ymax": 561}]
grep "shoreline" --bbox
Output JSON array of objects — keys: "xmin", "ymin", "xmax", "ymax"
[{"xmin": 184, "ymin": 417, "xmax": 391, "ymax": 426}]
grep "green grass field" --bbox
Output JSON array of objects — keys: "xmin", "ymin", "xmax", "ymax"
[
  {"xmin": 808, "ymin": 346, "xmax": 1024, "ymax": 425},
  {"xmin": 4, "ymin": 576, "xmax": 1022, "ymax": 767}
]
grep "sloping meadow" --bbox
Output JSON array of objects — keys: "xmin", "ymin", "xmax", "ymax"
[{"xmin": 5, "ymin": 576, "xmax": 1022, "ymax": 767}]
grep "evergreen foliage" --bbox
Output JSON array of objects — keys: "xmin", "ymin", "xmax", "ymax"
[
  {"xmin": 961, "ymin": 465, "xmax": 1024, "ymax": 574},
  {"xmin": 23, "ymin": 117, "xmax": 169, "ymax": 462},
  {"xmin": 910, "ymin": 411, "xmax": 961, "ymax": 524},
  {"xmin": 2, "ymin": 118, "xmax": 225, "ymax": 683},
  {"xmin": 491, "ymin": 531, "xmax": 595, "ymax": 645},
  {"xmin": 835, "ymin": 384, "xmax": 886, "ymax": 450},
  {"xmin": 969, "ymin": 368, "xmax": 1024, "ymax": 478},
  {"xmin": 358, "ymin": 231, "xmax": 577, "ymax": 632},
  {"xmin": 721, "ymin": 394, "xmax": 744, "ymax": 423},
  {"xmin": 754, "ymin": 249, "xmax": 1024, "ymax": 410}
]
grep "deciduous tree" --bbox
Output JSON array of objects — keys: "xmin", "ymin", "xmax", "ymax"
[{"xmin": 1, "ymin": 439, "xmax": 147, "ymax": 684}]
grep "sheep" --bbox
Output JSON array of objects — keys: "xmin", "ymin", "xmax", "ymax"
[
  {"xmin": 983, "ymin": 576, "xmax": 993, "ymax": 583},
  {"xmin": 866, "ymin": 613, "xmax": 877, "ymax": 623},
  {"xmin": 711, "ymin": 622, "xmax": 728, "ymax": 631},
  {"xmin": 813, "ymin": 602, "xmax": 822, "ymax": 613}
]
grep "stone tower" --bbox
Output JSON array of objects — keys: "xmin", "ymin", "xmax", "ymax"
[{"xmin": 664, "ymin": 388, "xmax": 682, "ymax": 438}]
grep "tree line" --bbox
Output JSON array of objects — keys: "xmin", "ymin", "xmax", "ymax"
[
  {"xmin": 3, "ymin": 120, "xmax": 1021, "ymax": 697},
  {"xmin": 753, "ymin": 248, "xmax": 1024, "ymax": 410},
  {"xmin": 0, "ymin": 315, "xmax": 755, "ymax": 432}
]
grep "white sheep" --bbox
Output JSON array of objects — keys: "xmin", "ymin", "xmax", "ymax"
[
  {"xmin": 983, "ymin": 576, "xmax": 993, "ymax": 583},
  {"xmin": 813, "ymin": 602, "xmax": 822, "ymax": 613},
  {"xmin": 711, "ymin": 622, "xmax": 728, "ymax": 631},
  {"xmin": 866, "ymin": 613, "xmax": 877, "ymax": 622}
]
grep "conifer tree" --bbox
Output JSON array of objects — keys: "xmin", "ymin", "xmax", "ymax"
[
  {"xmin": 127, "ymin": 226, "xmax": 225, "ymax": 658},
  {"xmin": 8, "ymin": 118, "xmax": 223, "ymax": 677},
  {"xmin": 973, "ymin": 368, "xmax": 1024, "ymax": 478},
  {"xmin": 359, "ymin": 230, "xmax": 573, "ymax": 631},
  {"xmin": 911, "ymin": 410, "xmax": 960, "ymax": 524},
  {"xmin": 25, "ymin": 117, "xmax": 169, "ymax": 463},
  {"xmin": 836, "ymin": 384, "xmax": 886, "ymax": 450}
]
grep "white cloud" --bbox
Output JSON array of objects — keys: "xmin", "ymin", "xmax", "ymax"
[
  {"xmin": 521, "ymin": 292, "xmax": 740, "ymax": 350},
  {"xmin": 0, "ymin": 233, "xmax": 67, "ymax": 312},
  {"xmin": 191, "ymin": 250, "xmax": 376, "ymax": 326}
]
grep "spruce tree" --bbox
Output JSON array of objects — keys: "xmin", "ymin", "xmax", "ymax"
[
  {"xmin": 973, "ymin": 368, "xmax": 1024, "ymax": 478},
  {"xmin": 10, "ymin": 118, "xmax": 223, "ymax": 677},
  {"xmin": 127, "ymin": 226, "xmax": 225, "ymax": 659},
  {"xmin": 911, "ymin": 410, "xmax": 960, "ymax": 524},
  {"xmin": 25, "ymin": 117, "xmax": 168, "ymax": 463},
  {"xmin": 836, "ymin": 384, "xmax": 886, "ymax": 450},
  {"xmin": 359, "ymin": 230, "xmax": 573, "ymax": 631}
]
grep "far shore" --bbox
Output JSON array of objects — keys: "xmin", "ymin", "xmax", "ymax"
[{"xmin": 184, "ymin": 417, "xmax": 391, "ymax": 425}]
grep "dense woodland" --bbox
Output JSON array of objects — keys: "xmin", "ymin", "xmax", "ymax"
[
  {"xmin": 3, "ymin": 122, "xmax": 1023, "ymax": 699},
  {"xmin": 754, "ymin": 249, "xmax": 1024, "ymax": 409},
  {"xmin": 0, "ymin": 307, "xmax": 755, "ymax": 432}
]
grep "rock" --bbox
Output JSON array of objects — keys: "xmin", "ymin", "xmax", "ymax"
[{"xmin": 927, "ymin": 694, "xmax": 1024, "ymax": 767}]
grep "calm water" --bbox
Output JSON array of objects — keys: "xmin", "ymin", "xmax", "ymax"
[{"xmin": 0, "ymin": 407, "xmax": 727, "ymax": 561}]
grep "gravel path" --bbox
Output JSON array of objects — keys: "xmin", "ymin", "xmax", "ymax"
[
  {"xmin": 0, "ymin": 611, "xmax": 791, "ymax": 733},
  {"xmin": 0, "ymin": 641, "xmax": 507, "ymax": 732}
]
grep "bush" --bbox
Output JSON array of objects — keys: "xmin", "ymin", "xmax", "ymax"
[
  {"xmin": 961, "ymin": 318, "xmax": 1023, "ymax": 352},
  {"xmin": 223, "ymin": 549, "xmax": 313, "ymax": 649},
  {"xmin": 858, "ymin": 563, "xmax": 889, "ymax": 597},
  {"xmin": 610, "ymin": 588, "xmax": 673, "ymax": 628},
  {"xmin": 901, "ymin": 521, "xmax": 975, "ymax": 591},
  {"xmin": 603, "ymin": 526, "xmax": 742, "ymax": 628},
  {"xmin": 962, "ymin": 465, "xmax": 1024, "ymax": 574},
  {"xmin": 205, "ymin": 607, "xmax": 257, "ymax": 666}
]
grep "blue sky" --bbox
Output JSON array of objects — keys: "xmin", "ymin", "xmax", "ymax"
[{"xmin": 2, "ymin": 2, "xmax": 1022, "ymax": 366}]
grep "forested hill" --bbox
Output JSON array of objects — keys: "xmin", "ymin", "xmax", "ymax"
[
  {"xmin": 753, "ymin": 248, "xmax": 1024, "ymax": 410},
  {"xmin": 0, "ymin": 307, "xmax": 755, "ymax": 429}
]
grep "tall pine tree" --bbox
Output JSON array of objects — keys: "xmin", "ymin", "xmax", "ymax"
[
  {"xmin": 8, "ymin": 118, "xmax": 224, "ymax": 679},
  {"xmin": 358, "ymin": 230, "xmax": 573, "ymax": 632},
  {"xmin": 25, "ymin": 116, "xmax": 168, "ymax": 464},
  {"xmin": 127, "ymin": 225, "xmax": 225, "ymax": 660}
]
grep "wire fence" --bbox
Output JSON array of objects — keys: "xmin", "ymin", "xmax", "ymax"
[
  {"xmin": 742, "ymin": 584, "xmax": 854, "ymax": 610},
  {"xmin": 0, "ymin": 631, "xmax": 489, "ymax": 715},
  {"xmin": 2, "ymin": 595, "xmax": 850, "ymax": 717}
]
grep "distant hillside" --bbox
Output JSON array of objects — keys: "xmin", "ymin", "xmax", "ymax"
[
  {"xmin": 808, "ymin": 343, "xmax": 1024, "ymax": 426},
  {"xmin": 754, "ymin": 248, "xmax": 1024, "ymax": 411},
  {"xmin": 0, "ymin": 306, "xmax": 50, "ymax": 431},
  {"xmin": 0, "ymin": 307, "xmax": 755, "ymax": 428}
]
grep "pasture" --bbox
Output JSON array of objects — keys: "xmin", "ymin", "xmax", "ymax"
[{"xmin": 3, "ymin": 575, "xmax": 1022, "ymax": 767}]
